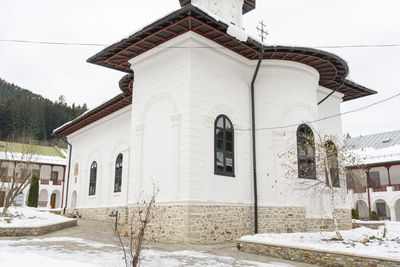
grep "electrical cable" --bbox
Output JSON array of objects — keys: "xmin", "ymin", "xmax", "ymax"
[
  {"xmin": 1, "ymin": 39, "xmax": 400, "ymax": 49},
  {"xmin": 235, "ymin": 92, "xmax": 400, "ymax": 132}
]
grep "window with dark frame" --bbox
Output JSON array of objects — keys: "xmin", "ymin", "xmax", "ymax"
[
  {"xmin": 376, "ymin": 202, "xmax": 387, "ymax": 217},
  {"xmin": 214, "ymin": 115, "xmax": 234, "ymax": 176},
  {"xmin": 114, "ymin": 154, "xmax": 123, "ymax": 193},
  {"xmin": 324, "ymin": 140, "xmax": 340, "ymax": 187},
  {"xmin": 20, "ymin": 168, "xmax": 29, "ymax": 179},
  {"xmin": 369, "ymin": 171, "xmax": 381, "ymax": 187},
  {"xmin": 51, "ymin": 171, "xmax": 58, "ymax": 180},
  {"xmin": 0, "ymin": 167, "xmax": 7, "ymax": 178},
  {"xmin": 89, "ymin": 161, "xmax": 97, "ymax": 196},
  {"xmin": 296, "ymin": 124, "xmax": 316, "ymax": 179}
]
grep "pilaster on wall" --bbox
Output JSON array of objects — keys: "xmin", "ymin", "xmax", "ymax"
[
  {"xmin": 128, "ymin": 124, "xmax": 145, "ymax": 204},
  {"xmin": 170, "ymin": 114, "xmax": 181, "ymax": 202}
]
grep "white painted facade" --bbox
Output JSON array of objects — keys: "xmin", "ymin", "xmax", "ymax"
[
  {"xmin": 65, "ymin": 30, "xmax": 350, "ymax": 220},
  {"xmin": 0, "ymin": 159, "xmax": 65, "ymax": 209},
  {"xmin": 350, "ymin": 165, "xmax": 400, "ymax": 222},
  {"xmin": 67, "ymin": 106, "xmax": 132, "ymax": 209}
]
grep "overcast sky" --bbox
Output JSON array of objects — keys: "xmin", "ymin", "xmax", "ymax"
[{"xmin": 0, "ymin": 0, "xmax": 399, "ymax": 137}]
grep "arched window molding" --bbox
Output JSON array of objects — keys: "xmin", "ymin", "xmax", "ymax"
[
  {"xmin": 324, "ymin": 140, "xmax": 340, "ymax": 187},
  {"xmin": 89, "ymin": 161, "xmax": 97, "ymax": 196},
  {"xmin": 296, "ymin": 124, "xmax": 316, "ymax": 179},
  {"xmin": 214, "ymin": 115, "xmax": 235, "ymax": 177},
  {"xmin": 114, "ymin": 154, "xmax": 123, "ymax": 193}
]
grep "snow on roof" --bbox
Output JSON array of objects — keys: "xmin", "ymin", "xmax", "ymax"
[
  {"xmin": 347, "ymin": 130, "xmax": 400, "ymax": 150},
  {"xmin": 347, "ymin": 130, "xmax": 400, "ymax": 165},
  {"xmin": 0, "ymin": 152, "xmax": 66, "ymax": 166},
  {"xmin": 0, "ymin": 142, "xmax": 66, "ymax": 166},
  {"xmin": 192, "ymin": 4, "xmax": 249, "ymax": 42}
]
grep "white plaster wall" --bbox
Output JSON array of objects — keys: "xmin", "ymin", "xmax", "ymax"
[
  {"xmin": 128, "ymin": 31, "xmax": 350, "ymax": 220},
  {"xmin": 317, "ymin": 86, "xmax": 343, "ymax": 138},
  {"xmin": 190, "ymin": 35, "xmax": 252, "ymax": 204},
  {"xmin": 128, "ymin": 33, "xmax": 192, "ymax": 204},
  {"xmin": 253, "ymin": 60, "xmax": 346, "ymax": 218},
  {"xmin": 65, "ymin": 31, "xmax": 352, "ymax": 222},
  {"xmin": 67, "ymin": 105, "xmax": 132, "ymax": 209}
]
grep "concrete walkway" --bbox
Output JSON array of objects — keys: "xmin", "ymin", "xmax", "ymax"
[{"xmin": 1, "ymin": 219, "xmax": 316, "ymax": 266}]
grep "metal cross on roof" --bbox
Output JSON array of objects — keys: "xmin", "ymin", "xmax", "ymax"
[{"xmin": 256, "ymin": 20, "xmax": 268, "ymax": 42}]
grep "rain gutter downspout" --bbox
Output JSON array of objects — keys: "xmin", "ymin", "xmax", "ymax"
[
  {"xmin": 55, "ymin": 134, "xmax": 72, "ymax": 215},
  {"xmin": 251, "ymin": 45, "xmax": 265, "ymax": 234},
  {"xmin": 318, "ymin": 81, "xmax": 345, "ymax": 105}
]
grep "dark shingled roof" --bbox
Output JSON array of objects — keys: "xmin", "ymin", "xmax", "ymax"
[
  {"xmin": 87, "ymin": 4, "xmax": 376, "ymax": 102},
  {"xmin": 56, "ymin": 4, "xmax": 377, "ymax": 137}
]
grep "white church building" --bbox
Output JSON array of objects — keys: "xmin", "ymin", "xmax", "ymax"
[{"xmin": 55, "ymin": 0, "xmax": 376, "ymax": 243}]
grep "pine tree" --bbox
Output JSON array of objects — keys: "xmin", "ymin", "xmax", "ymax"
[
  {"xmin": 27, "ymin": 175, "xmax": 39, "ymax": 208},
  {"xmin": 370, "ymin": 210, "xmax": 379, "ymax": 221},
  {"xmin": 0, "ymin": 77, "xmax": 88, "ymax": 142},
  {"xmin": 351, "ymin": 208, "xmax": 359, "ymax": 219}
]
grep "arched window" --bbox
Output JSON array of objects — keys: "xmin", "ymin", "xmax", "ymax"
[
  {"xmin": 89, "ymin": 161, "xmax": 97, "ymax": 196},
  {"xmin": 297, "ymin": 124, "xmax": 316, "ymax": 179},
  {"xmin": 214, "ymin": 115, "xmax": 234, "ymax": 176},
  {"xmin": 325, "ymin": 140, "xmax": 340, "ymax": 187},
  {"xmin": 74, "ymin": 162, "xmax": 79, "ymax": 177},
  {"xmin": 114, "ymin": 154, "xmax": 123, "ymax": 193}
]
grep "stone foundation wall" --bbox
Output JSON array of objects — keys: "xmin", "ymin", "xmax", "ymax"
[
  {"xmin": 76, "ymin": 206, "xmax": 129, "ymax": 225},
  {"xmin": 0, "ymin": 219, "xmax": 77, "ymax": 237},
  {"xmin": 75, "ymin": 205, "xmax": 351, "ymax": 244},
  {"xmin": 258, "ymin": 207, "xmax": 352, "ymax": 234},
  {"xmin": 238, "ymin": 240, "xmax": 400, "ymax": 267},
  {"xmin": 127, "ymin": 205, "xmax": 254, "ymax": 243}
]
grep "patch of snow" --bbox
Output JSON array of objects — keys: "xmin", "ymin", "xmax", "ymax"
[
  {"xmin": 0, "ymin": 236, "xmax": 295, "ymax": 267},
  {"xmin": 227, "ymin": 25, "xmax": 248, "ymax": 42},
  {"xmin": 241, "ymin": 222, "xmax": 400, "ymax": 261},
  {"xmin": 0, "ymin": 250, "xmax": 98, "ymax": 267},
  {"xmin": 0, "ymin": 207, "xmax": 73, "ymax": 228},
  {"xmin": 0, "ymin": 151, "xmax": 66, "ymax": 165},
  {"xmin": 192, "ymin": 4, "xmax": 249, "ymax": 43},
  {"xmin": 353, "ymin": 219, "xmax": 386, "ymax": 225},
  {"xmin": 1, "ymin": 236, "xmax": 116, "ymax": 249},
  {"xmin": 350, "ymin": 144, "xmax": 400, "ymax": 165}
]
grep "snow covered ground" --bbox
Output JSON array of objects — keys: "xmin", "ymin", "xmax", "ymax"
[
  {"xmin": 241, "ymin": 222, "xmax": 400, "ymax": 260},
  {"xmin": 0, "ymin": 237, "xmax": 296, "ymax": 267},
  {"xmin": 0, "ymin": 207, "xmax": 74, "ymax": 227}
]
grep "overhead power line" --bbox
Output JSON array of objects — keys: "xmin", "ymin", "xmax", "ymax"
[
  {"xmin": 1, "ymin": 39, "xmax": 400, "ymax": 49},
  {"xmin": 235, "ymin": 92, "xmax": 400, "ymax": 132},
  {"xmin": 0, "ymin": 39, "xmax": 106, "ymax": 47},
  {"xmin": 1, "ymin": 38, "xmax": 398, "ymax": 131}
]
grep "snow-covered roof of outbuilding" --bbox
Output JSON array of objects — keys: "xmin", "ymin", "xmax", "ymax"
[
  {"xmin": 347, "ymin": 130, "xmax": 400, "ymax": 166},
  {"xmin": 347, "ymin": 130, "xmax": 400, "ymax": 150},
  {"xmin": 0, "ymin": 141, "xmax": 67, "ymax": 166}
]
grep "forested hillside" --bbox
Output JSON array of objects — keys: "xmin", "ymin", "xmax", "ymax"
[{"xmin": 0, "ymin": 78, "xmax": 87, "ymax": 142}]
